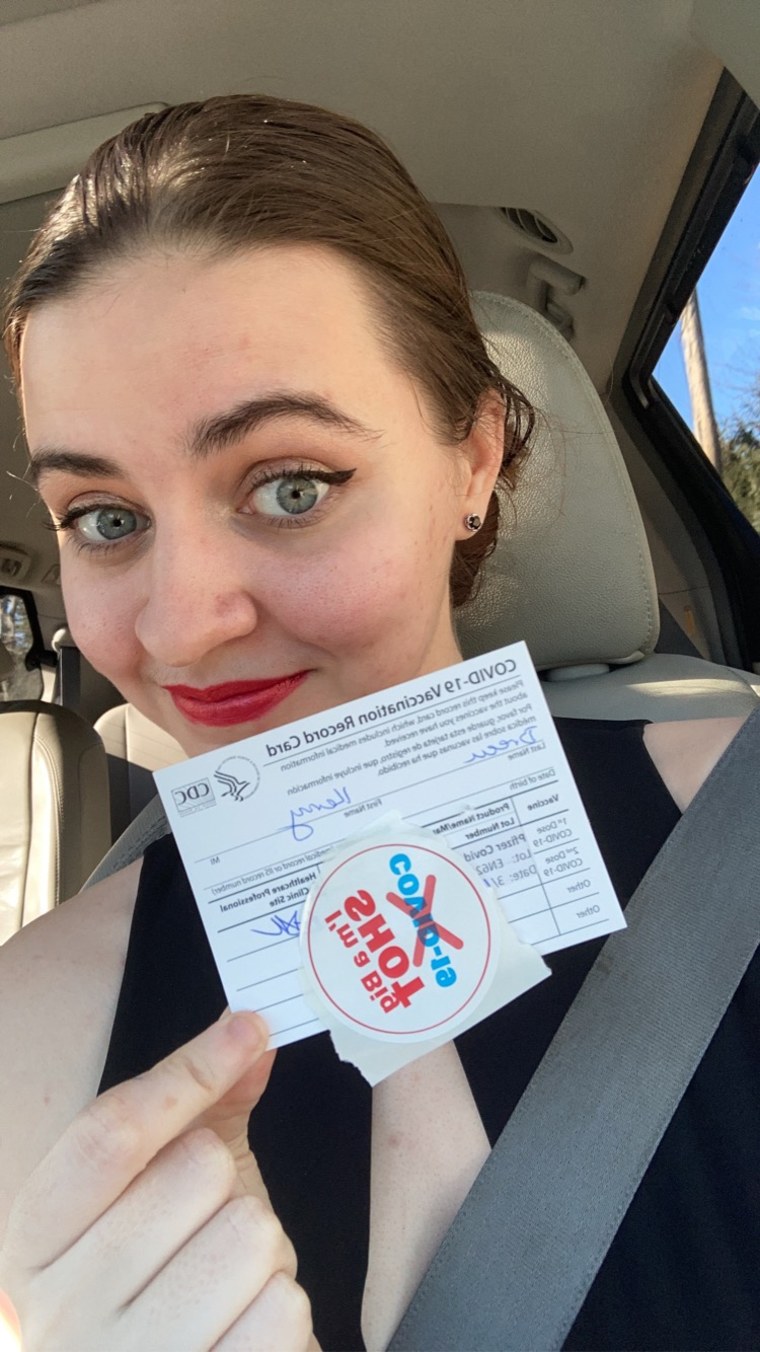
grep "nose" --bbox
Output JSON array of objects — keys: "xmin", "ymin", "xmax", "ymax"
[{"xmin": 134, "ymin": 521, "xmax": 260, "ymax": 669}]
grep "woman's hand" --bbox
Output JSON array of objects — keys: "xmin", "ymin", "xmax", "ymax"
[{"xmin": 0, "ymin": 1011, "xmax": 315, "ymax": 1351}]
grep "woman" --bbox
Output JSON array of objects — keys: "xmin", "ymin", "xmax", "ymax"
[{"xmin": 0, "ymin": 96, "xmax": 755, "ymax": 1352}]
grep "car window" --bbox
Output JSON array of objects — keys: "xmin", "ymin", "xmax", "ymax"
[
  {"xmin": 654, "ymin": 166, "xmax": 760, "ymax": 536},
  {"xmin": 0, "ymin": 592, "xmax": 43, "ymax": 702}
]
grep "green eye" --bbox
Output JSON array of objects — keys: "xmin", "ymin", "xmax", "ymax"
[
  {"xmin": 253, "ymin": 474, "xmax": 329, "ymax": 518},
  {"xmin": 76, "ymin": 506, "xmax": 143, "ymax": 542}
]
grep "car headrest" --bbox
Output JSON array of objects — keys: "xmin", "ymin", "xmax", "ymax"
[{"xmin": 457, "ymin": 293, "xmax": 659, "ymax": 672}]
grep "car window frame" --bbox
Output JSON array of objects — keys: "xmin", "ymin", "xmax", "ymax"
[{"xmin": 617, "ymin": 72, "xmax": 760, "ymax": 670}]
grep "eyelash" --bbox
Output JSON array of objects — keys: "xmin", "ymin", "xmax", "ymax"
[
  {"xmin": 244, "ymin": 464, "xmax": 356, "ymax": 530},
  {"xmin": 49, "ymin": 463, "xmax": 357, "ymax": 556}
]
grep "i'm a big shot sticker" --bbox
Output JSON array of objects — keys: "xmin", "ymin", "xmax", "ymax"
[{"xmin": 301, "ymin": 836, "xmax": 501, "ymax": 1042}]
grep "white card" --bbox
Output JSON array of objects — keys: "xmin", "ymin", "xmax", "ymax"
[{"xmin": 154, "ymin": 642, "xmax": 626, "ymax": 1048}]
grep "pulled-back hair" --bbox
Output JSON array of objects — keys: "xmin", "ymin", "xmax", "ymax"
[{"xmin": 2, "ymin": 93, "xmax": 534, "ymax": 606}]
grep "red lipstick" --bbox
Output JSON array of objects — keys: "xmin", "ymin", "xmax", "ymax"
[{"xmin": 164, "ymin": 673, "xmax": 308, "ymax": 727}]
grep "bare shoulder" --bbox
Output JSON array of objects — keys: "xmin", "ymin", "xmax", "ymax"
[
  {"xmin": 643, "ymin": 713, "xmax": 751, "ymax": 812},
  {"xmin": 0, "ymin": 859, "xmax": 142, "ymax": 1236}
]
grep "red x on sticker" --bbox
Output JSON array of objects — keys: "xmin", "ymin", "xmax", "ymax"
[{"xmin": 386, "ymin": 874, "xmax": 465, "ymax": 967}]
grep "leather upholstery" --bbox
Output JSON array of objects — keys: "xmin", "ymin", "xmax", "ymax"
[
  {"xmin": 95, "ymin": 703, "xmax": 185, "ymax": 841},
  {"xmin": 459, "ymin": 292, "xmax": 658, "ymax": 668},
  {"xmin": 456, "ymin": 293, "xmax": 759, "ymax": 720},
  {"xmin": 0, "ymin": 701, "xmax": 111, "ymax": 943},
  {"xmin": 542, "ymin": 653, "xmax": 760, "ymax": 719},
  {"xmin": 95, "ymin": 702, "xmax": 184, "ymax": 771}
]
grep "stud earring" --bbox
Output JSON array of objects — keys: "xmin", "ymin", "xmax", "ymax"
[{"xmin": 464, "ymin": 513, "xmax": 482, "ymax": 532}]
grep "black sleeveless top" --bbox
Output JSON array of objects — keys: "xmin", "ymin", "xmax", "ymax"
[{"xmin": 99, "ymin": 718, "xmax": 760, "ymax": 1351}]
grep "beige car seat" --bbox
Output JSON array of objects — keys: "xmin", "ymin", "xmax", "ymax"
[
  {"xmin": 0, "ymin": 700, "xmax": 111, "ymax": 942},
  {"xmin": 94, "ymin": 703, "xmax": 184, "ymax": 839},
  {"xmin": 458, "ymin": 292, "xmax": 760, "ymax": 718}
]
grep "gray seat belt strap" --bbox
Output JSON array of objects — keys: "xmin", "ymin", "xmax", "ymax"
[
  {"xmin": 390, "ymin": 707, "xmax": 760, "ymax": 1352},
  {"xmin": 84, "ymin": 793, "xmax": 169, "ymax": 888}
]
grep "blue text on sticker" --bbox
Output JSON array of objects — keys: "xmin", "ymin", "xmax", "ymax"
[{"xmin": 385, "ymin": 852, "xmax": 462, "ymax": 987}]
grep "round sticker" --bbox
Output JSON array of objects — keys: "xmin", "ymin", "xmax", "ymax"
[{"xmin": 301, "ymin": 837, "xmax": 499, "ymax": 1042}]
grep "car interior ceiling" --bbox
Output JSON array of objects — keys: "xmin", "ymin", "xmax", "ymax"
[{"xmin": 0, "ymin": 1, "xmax": 759, "ymax": 922}]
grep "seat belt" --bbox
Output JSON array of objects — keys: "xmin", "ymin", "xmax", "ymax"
[
  {"xmin": 84, "ymin": 793, "xmax": 168, "ymax": 888},
  {"xmin": 390, "ymin": 706, "xmax": 760, "ymax": 1351}
]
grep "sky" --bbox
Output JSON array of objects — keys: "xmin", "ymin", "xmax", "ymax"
[{"xmin": 654, "ymin": 167, "xmax": 760, "ymax": 435}]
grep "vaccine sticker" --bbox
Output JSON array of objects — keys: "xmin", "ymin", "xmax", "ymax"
[{"xmin": 301, "ymin": 836, "xmax": 500, "ymax": 1042}]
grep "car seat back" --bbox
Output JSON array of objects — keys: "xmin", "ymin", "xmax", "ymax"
[
  {"xmin": 457, "ymin": 292, "xmax": 759, "ymax": 718},
  {"xmin": 94, "ymin": 702, "xmax": 184, "ymax": 839},
  {"xmin": 0, "ymin": 700, "xmax": 111, "ymax": 941}
]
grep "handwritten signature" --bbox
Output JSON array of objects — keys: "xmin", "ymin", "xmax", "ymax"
[
  {"xmin": 250, "ymin": 910, "xmax": 301, "ymax": 939},
  {"xmin": 465, "ymin": 724, "xmax": 539, "ymax": 764},
  {"xmin": 287, "ymin": 785, "xmax": 352, "ymax": 841}
]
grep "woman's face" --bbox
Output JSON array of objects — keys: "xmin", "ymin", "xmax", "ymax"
[{"xmin": 21, "ymin": 245, "xmax": 501, "ymax": 755}]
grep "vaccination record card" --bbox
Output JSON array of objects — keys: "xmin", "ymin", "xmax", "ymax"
[{"xmin": 154, "ymin": 641, "xmax": 626, "ymax": 1048}]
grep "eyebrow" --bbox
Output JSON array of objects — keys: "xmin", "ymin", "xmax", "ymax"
[
  {"xmin": 27, "ymin": 391, "xmax": 382, "ymax": 488},
  {"xmin": 188, "ymin": 393, "xmax": 382, "ymax": 458}
]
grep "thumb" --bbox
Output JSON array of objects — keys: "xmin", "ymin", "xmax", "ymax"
[{"xmin": 192, "ymin": 1011, "xmax": 276, "ymax": 1202}]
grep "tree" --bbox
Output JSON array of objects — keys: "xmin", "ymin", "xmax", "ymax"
[
  {"xmin": 720, "ymin": 378, "xmax": 760, "ymax": 533},
  {"xmin": 722, "ymin": 422, "xmax": 760, "ymax": 531}
]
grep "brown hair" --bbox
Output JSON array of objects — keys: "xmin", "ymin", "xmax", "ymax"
[{"xmin": 2, "ymin": 93, "xmax": 534, "ymax": 606}]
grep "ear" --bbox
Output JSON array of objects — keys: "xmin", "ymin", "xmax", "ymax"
[{"xmin": 455, "ymin": 388, "xmax": 505, "ymax": 538}]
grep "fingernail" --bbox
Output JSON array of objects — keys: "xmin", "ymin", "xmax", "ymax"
[{"xmin": 224, "ymin": 1010, "xmax": 267, "ymax": 1050}]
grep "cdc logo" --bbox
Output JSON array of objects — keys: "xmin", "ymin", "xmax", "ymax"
[
  {"xmin": 213, "ymin": 755, "xmax": 260, "ymax": 803},
  {"xmin": 171, "ymin": 779, "xmax": 216, "ymax": 815}
]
